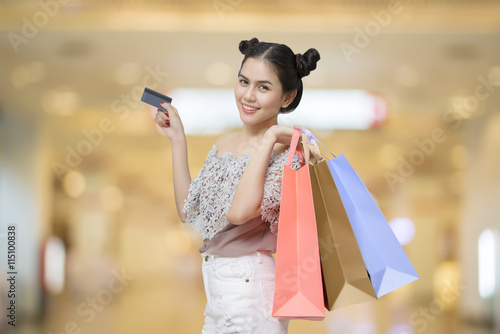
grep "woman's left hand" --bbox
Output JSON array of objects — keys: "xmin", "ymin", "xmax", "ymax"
[{"xmin": 263, "ymin": 124, "xmax": 302, "ymax": 145}]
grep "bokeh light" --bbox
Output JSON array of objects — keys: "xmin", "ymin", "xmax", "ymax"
[
  {"xmin": 63, "ymin": 170, "xmax": 86, "ymax": 198},
  {"xmin": 389, "ymin": 217, "xmax": 416, "ymax": 246}
]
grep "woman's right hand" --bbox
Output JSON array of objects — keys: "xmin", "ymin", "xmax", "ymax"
[{"xmin": 154, "ymin": 102, "xmax": 185, "ymax": 141}]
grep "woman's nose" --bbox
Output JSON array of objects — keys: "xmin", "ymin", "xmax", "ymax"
[{"xmin": 243, "ymin": 87, "xmax": 256, "ymax": 101}]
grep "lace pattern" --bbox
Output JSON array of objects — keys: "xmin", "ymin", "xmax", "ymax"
[{"xmin": 182, "ymin": 145, "xmax": 302, "ymax": 240}]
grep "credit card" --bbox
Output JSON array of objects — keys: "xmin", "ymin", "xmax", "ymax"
[{"xmin": 141, "ymin": 87, "xmax": 172, "ymax": 112}]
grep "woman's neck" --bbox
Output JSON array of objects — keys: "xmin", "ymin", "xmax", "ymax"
[
  {"xmin": 240, "ymin": 118, "xmax": 278, "ymax": 141},
  {"xmin": 229, "ymin": 119, "xmax": 277, "ymax": 156}
]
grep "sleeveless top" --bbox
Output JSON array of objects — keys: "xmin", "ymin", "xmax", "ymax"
[{"xmin": 182, "ymin": 144, "xmax": 301, "ymax": 256}]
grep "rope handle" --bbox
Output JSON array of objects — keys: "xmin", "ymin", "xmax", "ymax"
[
  {"xmin": 300, "ymin": 128, "xmax": 336, "ymax": 159},
  {"xmin": 287, "ymin": 128, "xmax": 307, "ymax": 167}
]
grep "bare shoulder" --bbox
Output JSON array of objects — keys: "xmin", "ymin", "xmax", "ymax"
[
  {"xmin": 273, "ymin": 143, "xmax": 289, "ymax": 156},
  {"xmin": 214, "ymin": 132, "xmax": 238, "ymax": 150}
]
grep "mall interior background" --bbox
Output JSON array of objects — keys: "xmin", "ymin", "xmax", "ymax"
[{"xmin": 1, "ymin": 0, "xmax": 500, "ymax": 333}]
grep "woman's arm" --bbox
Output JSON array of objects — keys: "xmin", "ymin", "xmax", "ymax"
[
  {"xmin": 227, "ymin": 125, "xmax": 295, "ymax": 225},
  {"xmin": 155, "ymin": 102, "xmax": 191, "ymax": 222},
  {"xmin": 170, "ymin": 137, "xmax": 190, "ymax": 223}
]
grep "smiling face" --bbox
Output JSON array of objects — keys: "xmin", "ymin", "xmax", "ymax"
[{"xmin": 234, "ymin": 57, "xmax": 296, "ymax": 128}]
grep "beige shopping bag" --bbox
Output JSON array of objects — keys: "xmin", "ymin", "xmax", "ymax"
[{"xmin": 304, "ymin": 134, "xmax": 378, "ymax": 310}]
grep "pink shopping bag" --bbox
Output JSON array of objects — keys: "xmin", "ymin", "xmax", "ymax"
[{"xmin": 272, "ymin": 129, "xmax": 325, "ymax": 320}]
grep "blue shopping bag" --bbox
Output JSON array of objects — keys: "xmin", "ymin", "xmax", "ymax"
[{"xmin": 301, "ymin": 129, "xmax": 419, "ymax": 298}]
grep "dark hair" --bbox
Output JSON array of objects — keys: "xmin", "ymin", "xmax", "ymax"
[{"xmin": 238, "ymin": 37, "xmax": 320, "ymax": 113}]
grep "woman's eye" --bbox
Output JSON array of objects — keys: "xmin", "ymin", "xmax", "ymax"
[
  {"xmin": 259, "ymin": 85, "xmax": 269, "ymax": 91},
  {"xmin": 239, "ymin": 79, "xmax": 248, "ymax": 85}
]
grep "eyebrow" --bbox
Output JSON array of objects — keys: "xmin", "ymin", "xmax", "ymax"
[{"xmin": 239, "ymin": 74, "xmax": 274, "ymax": 86}]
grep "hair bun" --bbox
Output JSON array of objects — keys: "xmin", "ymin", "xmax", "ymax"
[
  {"xmin": 239, "ymin": 38, "xmax": 260, "ymax": 54},
  {"xmin": 296, "ymin": 48, "xmax": 321, "ymax": 78}
]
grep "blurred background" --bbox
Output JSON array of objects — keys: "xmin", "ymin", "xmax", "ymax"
[{"xmin": 1, "ymin": 0, "xmax": 500, "ymax": 333}]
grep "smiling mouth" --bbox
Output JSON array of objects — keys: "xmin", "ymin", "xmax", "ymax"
[{"xmin": 242, "ymin": 103, "xmax": 260, "ymax": 114}]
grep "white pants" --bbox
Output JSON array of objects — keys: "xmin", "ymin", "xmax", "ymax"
[{"xmin": 201, "ymin": 251, "xmax": 289, "ymax": 334}]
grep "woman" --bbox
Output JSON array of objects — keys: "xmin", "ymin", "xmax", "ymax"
[{"xmin": 155, "ymin": 37, "xmax": 320, "ymax": 333}]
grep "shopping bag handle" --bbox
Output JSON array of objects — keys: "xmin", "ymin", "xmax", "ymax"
[
  {"xmin": 287, "ymin": 128, "xmax": 306, "ymax": 167},
  {"xmin": 300, "ymin": 128, "xmax": 336, "ymax": 159}
]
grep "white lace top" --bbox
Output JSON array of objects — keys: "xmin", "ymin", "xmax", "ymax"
[{"xmin": 182, "ymin": 145, "xmax": 302, "ymax": 241}]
